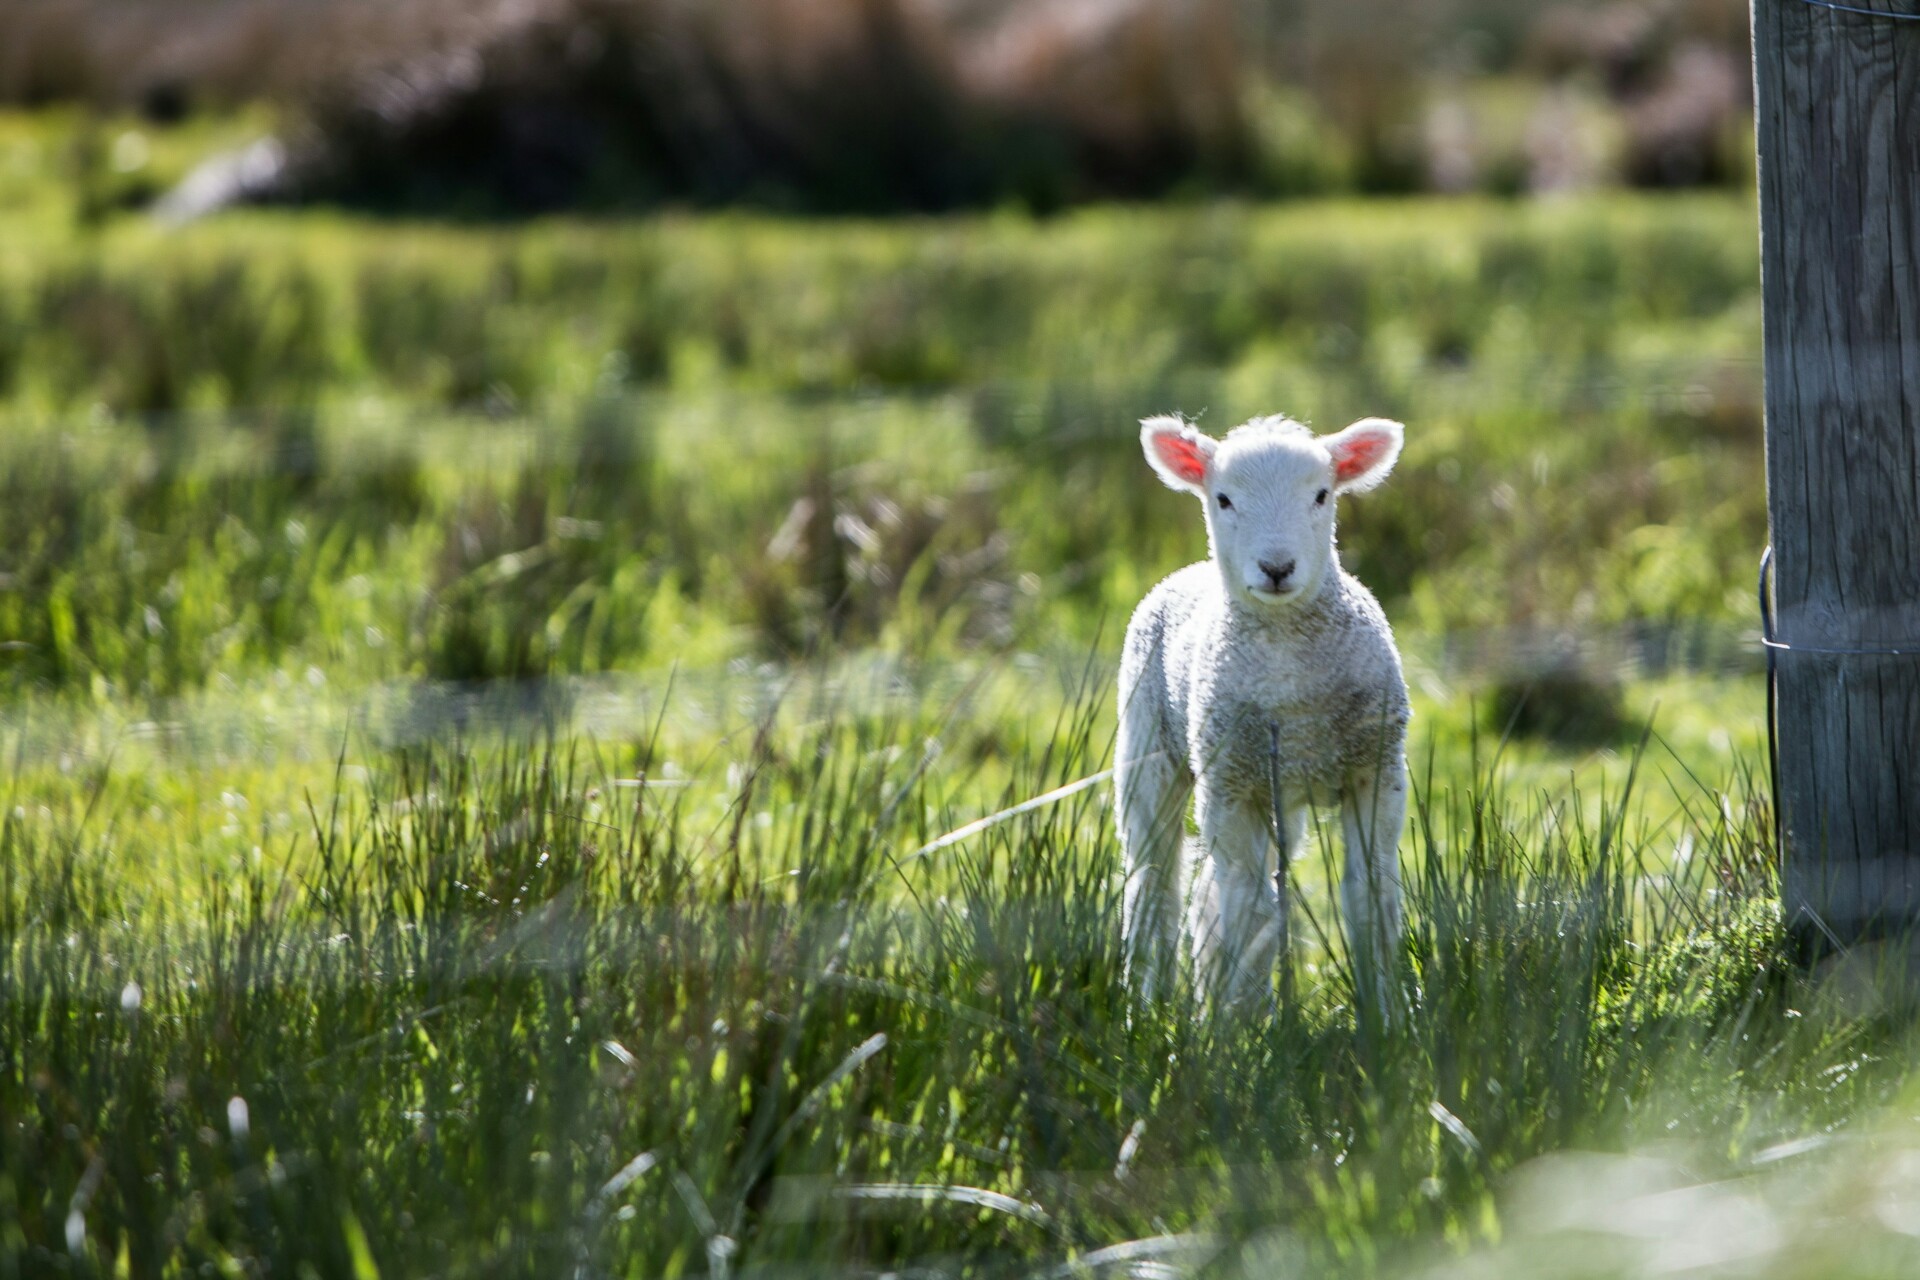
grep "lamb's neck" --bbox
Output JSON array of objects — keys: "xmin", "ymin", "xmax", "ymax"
[{"xmin": 1222, "ymin": 570, "xmax": 1348, "ymax": 642}]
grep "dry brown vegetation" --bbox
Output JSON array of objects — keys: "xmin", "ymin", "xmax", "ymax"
[{"xmin": 2, "ymin": 0, "xmax": 1753, "ymax": 210}]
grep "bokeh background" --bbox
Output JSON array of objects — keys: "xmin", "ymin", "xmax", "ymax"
[
  {"xmin": 5, "ymin": 0, "xmax": 1755, "ymax": 213},
  {"xmin": 0, "ymin": 0, "xmax": 1768, "ymax": 734}
]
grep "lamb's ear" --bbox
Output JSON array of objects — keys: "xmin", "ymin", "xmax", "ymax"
[
  {"xmin": 1324, "ymin": 417, "xmax": 1403, "ymax": 494},
  {"xmin": 1141, "ymin": 415, "xmax": 1216, "ymax": 494}
]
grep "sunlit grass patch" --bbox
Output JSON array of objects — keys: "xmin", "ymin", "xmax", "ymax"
[{"xmin": 3, "ymin": 668, "xmax": 1908, "ymax": 1277}]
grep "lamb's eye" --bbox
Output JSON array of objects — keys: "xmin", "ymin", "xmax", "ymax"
[
  {"xmin": 1314, "ymin": 488, "xmax": 1329, "ymax": 506},
  {"xmin": 1216, "ymin": 493, "xmax": 1233, "ymax": 510}
]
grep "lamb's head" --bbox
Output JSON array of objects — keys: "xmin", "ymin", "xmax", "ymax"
[{"xmin": 1141, "ymin": 413, "xmax": 1403, "ymax": 610}]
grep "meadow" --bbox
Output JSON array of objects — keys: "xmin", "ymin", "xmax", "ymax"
[{"xmin": 7, "ymin": 109, "xmax": 1919, "ymax": 1278}]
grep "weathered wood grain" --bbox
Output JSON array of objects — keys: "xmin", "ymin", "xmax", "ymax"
[{"xmin": 1755, "ymin": 0, "xmax": 1920, "ymax": 941}]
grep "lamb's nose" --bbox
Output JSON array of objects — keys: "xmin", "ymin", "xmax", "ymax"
[{"xmin": 1258, "ymin": 559, "xmax": 1296, "ymax": 590}]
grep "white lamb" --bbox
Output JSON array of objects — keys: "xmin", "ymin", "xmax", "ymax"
[{"xmin": 1117, "ymin": 413, "xmax": 1410, "ymax": 1010}]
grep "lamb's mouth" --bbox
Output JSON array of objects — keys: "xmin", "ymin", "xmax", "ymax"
[{"xmin": 1245, "ymin": 584, "xmax": 1301, "ymax": 603}]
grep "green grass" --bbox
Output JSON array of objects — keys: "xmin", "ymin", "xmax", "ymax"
[
  {"xmin": 4, "ymin": 681, "xmax": 1916, "ymax": 1279},
  {"xmin": 3, "ymin": 108, "xmax": 1879, "ymax": 1279},
  {"xmin": 1, "ymin": 110, "xmax": 1768, "ymax": 704}
]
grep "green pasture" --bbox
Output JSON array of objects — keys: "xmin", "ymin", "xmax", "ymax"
[
  {"xmin": 10, "ymin": 109, "xmax": 1914, "ymax": 1279},
  {"xmin": 2, "ymin": 109, "xmax": 1765, "ymax": 703}
]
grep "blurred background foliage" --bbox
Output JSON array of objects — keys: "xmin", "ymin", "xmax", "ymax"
[
  {"xmin": 0, "ymin": 198, "xmax": 1764, "ymax": 702},
  {"xmin": 0, "ymin": 0, "xmax": 1756, "ymax": 215},
  {"xmin": 0, "ymin": 0, "xmax": 1773, "ymax": 749}
]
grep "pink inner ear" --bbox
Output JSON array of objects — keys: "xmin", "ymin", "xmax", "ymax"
[
  {"xmin": 1152, "ymin": 432, "xmax": 1210, "ymax": 485},
  {"xmin": 1332, "ymin": 430, "xmax": 1392, "ymax": 483}
]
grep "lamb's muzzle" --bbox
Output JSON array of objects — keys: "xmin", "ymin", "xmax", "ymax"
[{"xmin": 1254, "ymin": 558, "xmax": 1296, "ymax": 595}]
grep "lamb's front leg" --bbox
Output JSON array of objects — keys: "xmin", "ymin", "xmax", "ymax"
[
  {"xmin": 1118, "ymin": 720, "xmax": 1188, "ymax": 1005},
  {"xmin": 1193, "ymin": 781, "xmax": 1284, "ymax": 1007},
  {"xmin": 1340, "ymin": 756, "xmax": 1408, "ymax": 1017}
]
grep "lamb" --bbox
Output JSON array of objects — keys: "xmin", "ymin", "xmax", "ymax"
[{"xmin": 1116, "ymin": 412, "xmax": 1410, "ymax": 1011}]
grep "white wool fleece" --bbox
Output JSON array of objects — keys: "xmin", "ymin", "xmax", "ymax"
[{"xmin": 1118, "ymin": 413, "xmax": 1410, "ymax": 1011}]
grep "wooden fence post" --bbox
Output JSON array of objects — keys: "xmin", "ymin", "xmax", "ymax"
[{"xmin": 1753, "ymin": 0, "xmax": 1920, "ymax": 947}]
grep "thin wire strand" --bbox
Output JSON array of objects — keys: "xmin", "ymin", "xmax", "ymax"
[
  {"xmin": 1756, "ymin": 548, "xmax": 1920, "ymax": 658},
  {"xmin": 1761, "ymin": 637, "xmax": 1920, "ymax": 656},
  {"xmin": 1798, "ymin": 0, "xmax": 1920, "ymax": 19},
  {"xmin": 1760, "ymin": 548, "xmax": 1783, "ymax": 869}
]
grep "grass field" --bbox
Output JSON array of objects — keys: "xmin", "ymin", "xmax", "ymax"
[{"xmin": 7, "ymin": 110, "xmax": 1917, "ymax": 1278}]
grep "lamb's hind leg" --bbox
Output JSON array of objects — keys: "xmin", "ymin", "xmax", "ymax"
[
  {"xmin": 1117, "ymin": 714, "xmax": 1187, "ymax": 1004},
  {"xmin": 1341, "ymin": 756, "xmax": 1408, "ymax": 1018}
]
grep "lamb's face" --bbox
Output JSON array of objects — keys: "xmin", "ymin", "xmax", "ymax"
[
  {"xmin": 1205, "ymin": 425, "xmax": 1342, "ymax": 605},
  {"xmin": 1142, "ymin": 413, "xmax": 1403, "ymax": 612}
]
